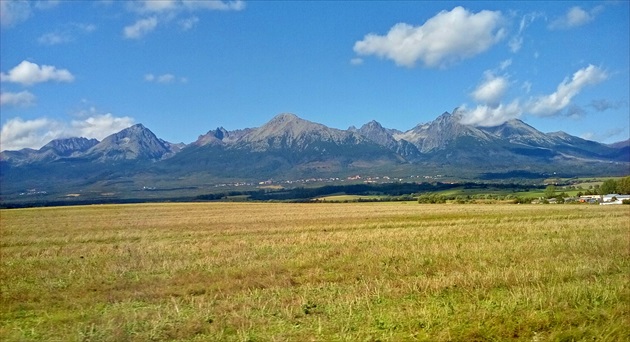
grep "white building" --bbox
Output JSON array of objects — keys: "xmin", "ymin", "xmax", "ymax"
[{"xmin": 600, "ymin": 194, "xmax": 630, "ymax": 205}]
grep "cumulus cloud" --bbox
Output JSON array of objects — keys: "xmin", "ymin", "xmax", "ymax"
[
  {"xmin": 0, "ymin": 113, "xmax": 135, "ymax": 151},
  {"xmin": 459, "ymin": 101, "xmax": 522, "ymax": 127},
  {"xmin": 549, "ymin": 6, "xmax": 603, "ymax": 30},
  {"xmin": 353, "ymin": 6, "xmax": 506, "ymax": 68},
  {"xmin": 461, "ymin": 64, "xmax": 608, "ymax": 127},
  {"xmin": 471, "ymin": 72, "xmax": 509, "ymax": 107},
  {"xmin": 527, "ymin": 64, "xmax": 607, "ymax": 116},
  {"xmin": 70, "ymin": 113, "xmax": 135, "ymax": 140},
  {"xmin": 0, "ymin": 90, "xmax": 36, "ymax": 107},
  {"xmin": 0, "ymin": 117, "xmax": 58, "ymax": 151},
  {"xmin": 0, "ymin": 60, "xmax": 74, "ymax": 86},
  {"xmin": 124, "ymin": 17, "xmax": 158, "ymax": 39}
]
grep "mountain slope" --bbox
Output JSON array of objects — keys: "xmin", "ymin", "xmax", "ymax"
[
  {"xmin": 357, "ymin": 120, "xmax": 420, "ymax": 158},
  {"xmin": 82, "ymin": 124, "xmax": 175, "ymax": 162},
  {"xmin": 1, "ymin": 111, "xmax": 628, "ymax": 204},
  {"xmin": 0, "ymin": 137, "xmax": 99, "ymax": 165},
  {"xmin": 164, "ymin": 113, "xmax": 404, "ymax": 179}
]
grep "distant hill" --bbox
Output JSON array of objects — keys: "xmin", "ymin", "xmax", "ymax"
[{"xmin": 1, "ymin": 111, "xmax": 628, "ymax": 203}]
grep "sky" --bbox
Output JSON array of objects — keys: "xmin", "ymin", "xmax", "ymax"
[{"xmin": 1, "ymin": 0, "xmax": 629, "ymax": 151}]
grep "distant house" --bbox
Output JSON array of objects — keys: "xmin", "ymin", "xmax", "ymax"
[
  {"xmin": 600, "ymin": 194, "xmax": 630, "ymax": 205},
  {"xmin": 579, "ymin": 195, "xmax": 602, "ymax": 203}
]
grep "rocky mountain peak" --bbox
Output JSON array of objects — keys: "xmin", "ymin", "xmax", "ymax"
[
  {"xmin": 84, "ymin": 123, "xmax": 173, "ymax": 161},
  {"xmin": 194, "ymin": 127, "xmax": 231, "ymax": 147},
  {"xmin": 358, "ymin": 120, "xmax": 394, "ymax": 147},
  {"xmin": 42, "ymin": 137, "xmax": 99, "ymax": 156},
  {"xmin": 363, "ymin": 120, "xmax": 383, "ymax": 129},
  {"xmin": 239, "ymin": 113, "xmax": 365, "ymax": 152},
  {"xmin": 269, "ymin": 113, "xmax": 300, "ymax": 123}
]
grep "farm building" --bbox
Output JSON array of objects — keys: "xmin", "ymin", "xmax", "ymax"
[{"xmin": 600, "ymin": 194, "xmax": 630, "ymax": 205}]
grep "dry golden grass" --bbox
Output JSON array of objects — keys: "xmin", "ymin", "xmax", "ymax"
[{"xmin": 1, "ymin": 202, "xmax": 629, "ymax": 341}]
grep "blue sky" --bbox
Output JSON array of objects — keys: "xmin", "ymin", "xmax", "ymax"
[{"xmin": 1, "ymin": 0, "xmax": 628, "ymax": 151}]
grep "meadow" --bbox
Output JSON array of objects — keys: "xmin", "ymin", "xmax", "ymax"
[{"xmin": 1, "ymin": 202, "xmax": 628, "ymax": 341}]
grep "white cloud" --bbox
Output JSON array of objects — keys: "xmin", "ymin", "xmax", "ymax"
[
  {"xmin": 124, "ymin": 1, "xmax": 244, "ymax": 38},
  {"xmin": 353, "ymin": 6, "xmax": 505, "ymax": 68},
  {"xmin": 124, "ymin": 17, "xmax": 158, "ymax": 39},
  {"xmin": 0, "ymin": 60, "xmax": 74, "ymax": 86},
  {"xmin": 38, "ymin": 23, "xmax": 97, "ymax": 45},
  {"xmin": 34, "ymin": 0, "xmax": 61, "ymax": 10},
  {"xmin": 70, "ymin": 113, "xmax": 135, "ymax": 140},
  {"xmin": 130, "ymin": 0, "xmax": 245, "ymax": 13},
  {"xmin": 459, "ymin": 101, "xmax": 523, "ymax": 127},
  {"xmin": 461, "ymin": 64, "xmax": 608, "ymax": 127},
  {"xmin": 508, "ymin": 12, "xmax": 542, "ymax": 53},
  {"xmin": 350, "ymin": 58, "xmax": 364, "ymax": 66},
  {"xmin": 157, "ymin": 74, "xmax": 175, "ymax": 83},
  {"xmin": 0, "ymin": 90, "xmax": 36, "ymax": 107},
  {"xmin": 182, "ymin": 0, "xmax": 246, "ymax": 11},
  {"xmin": 38, "ymin": 32, "xmax": 71, "ymax": 45},
  {"xmin": 0, "ymin": 0, "xmax": 62, "ymax": 27},
  {"xmin": 135, "ymin": 0, "xmax": 177, "ymax": 13},
  {"xmin": 527, "ymin": 65, "xmax": 607, "ymax": 116},
  {"xmin": 179, "ymin": 16, "xmax": 199, "ymax": 30},
  {"xmin": 0, "ymin": 0, "xmax": 32, "ymax": 27},
  {"xmin": 0, "ymin": 113, "xmax": 135, "ymax": 151},
  {"xmin": 508, "ymin": 36, "xmax": 523, "ymax": 53},
  {"xmin": 0, "ymin": 117, "xmax": 58, "ymax": 151},
  {"xmin": 549, "ymin": 6, "xmax": 602, "ymax": 30},
  {"xmin": 145, "ymin": 73, "xmax": 184, "ymax": 84},
  {"xmin": 472, "ymin": 72, "xmax": 509, "ymax": 106}
]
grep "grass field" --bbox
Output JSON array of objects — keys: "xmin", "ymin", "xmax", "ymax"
[{"xmin": 1, "ymin": 203, "xmax": 629, "ymax": 341}]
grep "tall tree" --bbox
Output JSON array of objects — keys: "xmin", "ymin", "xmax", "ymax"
[
  {"xmin": 600, "ymin": 179, "xmax": 618, "ymax": 195},
  {"xmin": 618, "ymin": 176, "xmax": 630, "ymax": 195}
]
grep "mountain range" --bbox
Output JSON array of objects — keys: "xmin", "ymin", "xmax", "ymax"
[{"xmin": 1, "ymin": 110, "xmax": 628, "ymax": 203}]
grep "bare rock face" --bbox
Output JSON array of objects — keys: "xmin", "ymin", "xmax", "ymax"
[
  {"xmin": 83, "ymin": 124, "xmax": 174, "ymax": 161},
  {"xmin": 236, "ymin": 113, "xmax": 367, "ymax": 152},
  {"xmin": 42, "ymin": 137, "xmax": 99, "ymax": 156}
]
